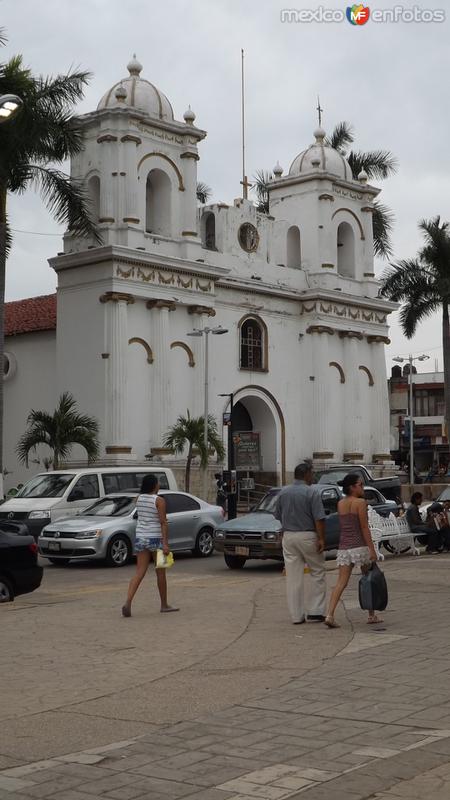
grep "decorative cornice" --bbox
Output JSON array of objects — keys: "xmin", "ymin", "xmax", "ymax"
[
  {"xmin": 318, "ymin": 193, "xmax": 334, "ymax": 201},
  {"xmin": 188, "ymin": 305, "xmax": 216, "ymax": 317},
  {"xmin": 146, "ymin": 299, "xmax": 176, "ymax": 311},
  {"xmin": 120, "ymin": 134, "xmax": 142, "ymax": 144},
  {"xmin": 99, "ymin": 292, "xmax": 134, "ymax": 304},
  {"xmin": 343, "ymin": 452, "xmax": 364, "ymax": 461},
  {"xmin": 105, "ymin": 445, "xmax": 132, "ymax": 454},
  {"xmin": 97, "ymin": 134, "xmax": 118, "ymax": 143},
  {"xmin": 339, "ymin": 330, "xmax": 363, "ymax": 340},
  {"xmin": 367, "ymin": 334, "xmax": 391, "ymax": 344},
  {"xmin": 180, "ymin": 152, "xmax": 200, "ymax": 161},
  {"xmin": 306, "ymin": 325, "xmax": 334, "ymax": 335},
  {"xmin": 313, "ymin": 451, "xmax": 335, "ymax": 460},
  {"xmin": 123, "ymin": 217, "xmax": 140, "ymax": 224}
]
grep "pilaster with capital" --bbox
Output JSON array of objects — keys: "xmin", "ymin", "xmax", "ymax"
[
  {"xmin": 147, "ymin": 300, "xmax": 176, "ymax": 445},
  {"xmin": 97, "ymin": 135, "xmax": 118, "ymax": 223},
  {"xmin": 103, "ymin": 293, "xmax": 134, "ymax": 454},
  {"xmin": 121, "ymin": 135, "xmax": 141, "ymax": 224},
  {"xmin": 180, "ymin": 151, "xmax": 199, "ymax": 237},
  {"xmin": 370, "ymin": 340, "xmax": 392, "ymax": 459},
  {"xmin": 310, "ymin": 329, "xmax": 334, "ymax": 459},
  {"xmin": 342, "ymin": 332, "xmax": 364, "ymax": 459}
]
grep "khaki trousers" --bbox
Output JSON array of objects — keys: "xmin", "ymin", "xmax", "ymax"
[{"xmin": 282, "ymin": 530, "xmax": 326, "ymax": 623}]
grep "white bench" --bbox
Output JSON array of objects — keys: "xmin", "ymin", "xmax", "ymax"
[{"xmin": 368, "ymin": 508, "xmax": 420, "ymax": 560}]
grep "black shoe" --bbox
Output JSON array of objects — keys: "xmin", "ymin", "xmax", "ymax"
[{"xmin": 307, "ymin": 615, "xmax": 326, "ymax": 623}]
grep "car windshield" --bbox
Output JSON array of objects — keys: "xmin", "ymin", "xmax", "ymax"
[
  {"xmin": 254, "ymin": 491, "xmax": 279, "ymax": 513},
  {"xmin": 318, "ymin": 470, "xmax": 350, "ymax": 485},
  {"xmin": 16, "ymin": 474, "xmax": 75, "ymax": 498},
  {"xmin": 83, "ymin": 497, "xmax": 136, "ymax": 516},
  {"xmin": 437, "ymin": 487, "xmax": 450, "ymax": 503}
]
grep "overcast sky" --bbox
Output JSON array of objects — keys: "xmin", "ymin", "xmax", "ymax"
[{"xmin": 2, "ymin": 0, "xmax": 449, "ymax": 373}]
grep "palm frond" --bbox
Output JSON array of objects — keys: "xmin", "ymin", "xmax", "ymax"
[
  {"xmin": 379, "ymin": 258, "xmax": 436, "ymax": 302},
  {"xmin": 399, "ymin": 293, "xmax": 440, "ymax": 338},
  {"xmin": 325, "ymin": 121, "xmax": 354, "ymax": 153},
  {"xmin": 34, "ymin": 70, "xmax": 91, "ymax": 109},
  {"xmin": 0, "ymin": 28, "xmax": 7, "ymax": 46},
  {"xmin": 373, "ymin": 201, "xmax": 395, "ymax": 259},
  {"xmin": 252, "ymin": 169, "xmax": 271, "ymax": 214},
  {"xmin": 26, "ymin": 165, "xmax": 101, "ymax": 241},
  {"xmin": 347, "ymin": 150, "xmax": 398, "ymax": 181},
  {"xmin": 196, "ymin": 181, "xmax": 211, "ymax": 204}
]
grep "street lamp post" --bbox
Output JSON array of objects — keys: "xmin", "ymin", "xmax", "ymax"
[
  {"xmin": 0, "ymin": 94, "xmax": 23, "ymax": 122},
  {"xmin": 187, "ymin": 325, "xmax": 228, "ymax": 500},
  {"xmin": 393, "ymin": 353, "xmax": 430, "ymax": 485},
  {"xmin": 219, "ymin": 392, "xmax": 237, "ymax": 520}
]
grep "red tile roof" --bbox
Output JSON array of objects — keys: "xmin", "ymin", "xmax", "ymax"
[{"xmin": 5, "ymin": 294, "xmax": 57, "ymax": 337}]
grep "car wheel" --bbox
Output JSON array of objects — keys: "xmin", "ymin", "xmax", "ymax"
[
  {"xmin": 224, "ymin": 554, "xmax": 246, "ymax": 569},
  {"xmin": 193, "ymin": 528, "xmax": 214, "ymax": 557},
  {"xmin": 0, "ymin": 576, "xmax": 14, "ymax": 602},
  {"xmin": 106, "ymin": 535, "xmax": 131, "ymax": 567},
  {"xmin": 48, "ymin": 558, "xmax": 71, "ymax": 566}
]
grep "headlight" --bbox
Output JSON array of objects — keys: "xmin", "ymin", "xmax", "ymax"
[
  {"xmin": 28, "ymin": 510, "xmax": 51, "ymax": 519},
  {"xmin": 263, "ymin": 531, "xmax": 280, "ymax": 540},
  {"xmin": 214, "ymin": 530, "xmax": 225, "ymax": 539},
  {"xmin": 76, "ymin": 530, "xmax": 102, "ymax": 539}
]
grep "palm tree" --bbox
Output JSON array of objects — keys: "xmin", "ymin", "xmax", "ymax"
[
  {"xmin": 16, "ymin": 392, "xmax": 100, "ymax": 469},
  {"xmin": 326, "ymin": 122, "xmax": 397, "ymax": 258},
  {"xmin": 379, "ymin": 216, "xmax": 450, "ymax": 437},
  {"xmin": 196, "ymin": 181, "xmax": 211, "ymax": 204},
  {"xmin": 253, "ymin": 121, "xmax": 397, "ymax": 257},
  {"xmin": 163, "ymin": 410, "xmax": 225, "ymax": 491},
  {"xmin": 0, "ymin": 48, "xmax": 99, "ymax": 490}
]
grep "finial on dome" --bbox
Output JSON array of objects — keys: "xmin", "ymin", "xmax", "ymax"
[
  {"xmin": 313, "ymin": 126, "xmax": 326, "ymax": 143},
  {"xmin": 273, "ymin": 161, "xmax": 283, "ymax": 177},
  {"xmin": 183, "ymin": 105, "xmax": 196, "ymax": 124},
  {"xmin": 127, "ymin": 54, "xmax": 143, "ymax": 77},
  {"xmin": 358, "ymin": 168, "xmax": 368, "ymax": 184},
  {"xmin": 115, "ymin": 84, "xmax": 127, "ymax": 102}
]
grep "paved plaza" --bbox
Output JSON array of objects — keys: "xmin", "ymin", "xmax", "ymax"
[{"xmin": 2, "ymin": 552, "xmax": 450, "ymax": 799}]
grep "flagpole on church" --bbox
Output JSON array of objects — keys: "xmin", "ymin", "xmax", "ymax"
[{"xmin": 240, "ymin": 48, "xmax": 249, "ymax": 200}]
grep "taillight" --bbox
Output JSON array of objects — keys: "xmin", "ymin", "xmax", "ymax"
[{"xmin": 28, "ymin": 542, "xmax": 38, "ymax": 554}]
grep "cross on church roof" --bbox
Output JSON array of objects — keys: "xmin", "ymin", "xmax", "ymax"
[
  {"xmin": 316, "ymin": 96, "xmax": 323, "ymax": 127},
  {"xmin": 240, "ymin": 175, "xmax": 252, "ymax": 200}
]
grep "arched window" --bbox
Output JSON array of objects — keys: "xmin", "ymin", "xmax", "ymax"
[
  {"xmin": 287, "ymin": 225, "xmax": 301, "ymax": 268},
  {"xmin": 239, "ymin": 317, "xmax": 267, "ymax": 371},
  {"xmin": 146, "ymin": 169, "xmax": 172, "ymax": 236},
  {"xmin": 87, "ymin": 176, "xmax": 100, "ymax": 224},
  {"xmin": 201, "ymin": 212, "xmax": 216, "ymax": 250},
  {"xmin": 337, "ymin": 221, "xmax": 355, "ymax": 277}
]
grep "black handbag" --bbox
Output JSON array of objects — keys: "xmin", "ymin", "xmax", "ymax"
[{"xmin": 358, "ymin": 562, "xmax": 388, "ymax": 612}]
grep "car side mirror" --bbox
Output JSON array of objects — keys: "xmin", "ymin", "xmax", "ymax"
[
  {"xmin": 133, "ymin": 511, "xmax": 138, "ymax": 519},
  {"xmin": 68, "ymin": 490, "xmax": 83, "ymax": 502}
]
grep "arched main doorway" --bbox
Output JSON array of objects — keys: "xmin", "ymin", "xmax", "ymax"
[{"xmin": 225, "ymin": 387, "xmax": 285, "ymax": 486}]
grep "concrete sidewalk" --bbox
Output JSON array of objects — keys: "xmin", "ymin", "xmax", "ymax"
[{"xmin": 3, "ymin": 554, "xmax": 450, "ymax": 799}]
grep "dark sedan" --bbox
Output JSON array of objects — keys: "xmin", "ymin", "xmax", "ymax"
[
  {"xmin": 0, "ymin": 523, "xmax": 43, "ymax": 602},
  {"xmin": 214, "ymin": 484, "xmax": 397, "ymax": 569}
]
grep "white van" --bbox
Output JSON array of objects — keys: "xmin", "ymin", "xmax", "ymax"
[{"xmin": 0, "ymin": 467, "xmax": 178, "ymax": 539}]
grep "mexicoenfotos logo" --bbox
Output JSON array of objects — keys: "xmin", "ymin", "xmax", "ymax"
[{"xmin": 346, "ymin": 4, "xmax": 370, "ymax": 24}]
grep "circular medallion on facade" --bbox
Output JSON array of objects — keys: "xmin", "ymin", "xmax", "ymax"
[{"xmin": 238, "ymin": 223, "xmax": 259, "ymax": 253}]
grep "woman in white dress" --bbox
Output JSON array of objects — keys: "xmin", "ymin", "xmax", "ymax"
[{"xmin": 122, "ymin": 474, "xmax": 178, "ymax": 617}]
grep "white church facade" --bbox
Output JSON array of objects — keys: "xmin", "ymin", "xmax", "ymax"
[{"xmin": 4, "ymin": 57, "xmax": 396, "ymax": 493}]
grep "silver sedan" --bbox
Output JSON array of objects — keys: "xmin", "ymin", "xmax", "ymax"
[{"xmin": 39, "ymin": 492, "xmax": 225, "ymax": 567}]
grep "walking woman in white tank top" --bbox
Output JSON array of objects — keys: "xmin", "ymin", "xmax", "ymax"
[{"xmin": 122, "ymin": 474, "xmax": 178, "ymax": 617}]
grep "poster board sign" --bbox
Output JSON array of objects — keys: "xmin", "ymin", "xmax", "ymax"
[{"xmin": 234, "ymin": 432, "xmax": 261, "ymax": 470}]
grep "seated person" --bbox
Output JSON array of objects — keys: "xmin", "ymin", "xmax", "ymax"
[
  {"xmin": 406, "ymin": 492, "xmax": 442, "ymax": 554},
  {"xmin": 430, "ymin": 500, "xmax": 450, "ymax": 552}
]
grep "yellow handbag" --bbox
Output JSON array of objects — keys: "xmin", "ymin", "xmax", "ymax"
[{"xmin": 156, "ymin": 549, "xmax": 174, "ymax": 569}]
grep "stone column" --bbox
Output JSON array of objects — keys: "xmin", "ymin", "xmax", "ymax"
[
  {"xmin": 147, "ymin": 300, "xmax": 176, "ymax": 448},
  {"xmin": 97, "ymin": 135, "xmax": 118, "ymax": 224},
  {"xmin": 369, "ymin": 335, "xmax": 392, "ymax": 461},
  {"xmin": 180, "ymin": 151, "xmax": 199, "ymax": 239},
  {"xmin": 188, "ymin": 305, "xmax": 216, "ymax": 417},
  {"xmin": 121, "ymin": 135, "xmax": 141, "ymax": 224},
  {"xmin": 309, "ymin": 326, "xmax": 335, "ymax": 460},
  {"xmin": 100, "ymin": 292, "xmax": 134, "ymax": 455},
  {"xmin": 342, "ymin": 331, "xmax": 364, "ymax": 460}
]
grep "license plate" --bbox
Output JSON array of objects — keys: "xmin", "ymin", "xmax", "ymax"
[
  {"xmin": 48, "ymin": 542, "xmax": 61, "ymax": 552},
  {"xmin": 235, "ymin": 546, "xmax": 249, "ymax": 556}
]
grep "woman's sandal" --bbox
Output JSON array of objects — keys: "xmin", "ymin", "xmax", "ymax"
[
  {"xmin": 121, "ymin": 604, "xmax": 131, "ymax": 618},
  {"xmin": 324, "ymin": 616, "xmax": 340, "ymax": 629},
  {"xmin": 367, "ymin": 615, "xmax": 383, "ymax": 624}
]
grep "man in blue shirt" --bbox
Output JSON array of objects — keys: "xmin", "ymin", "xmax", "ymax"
[{"xmin": 274, "ymin": 462, "xmax": 326, "ymax": 624}]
